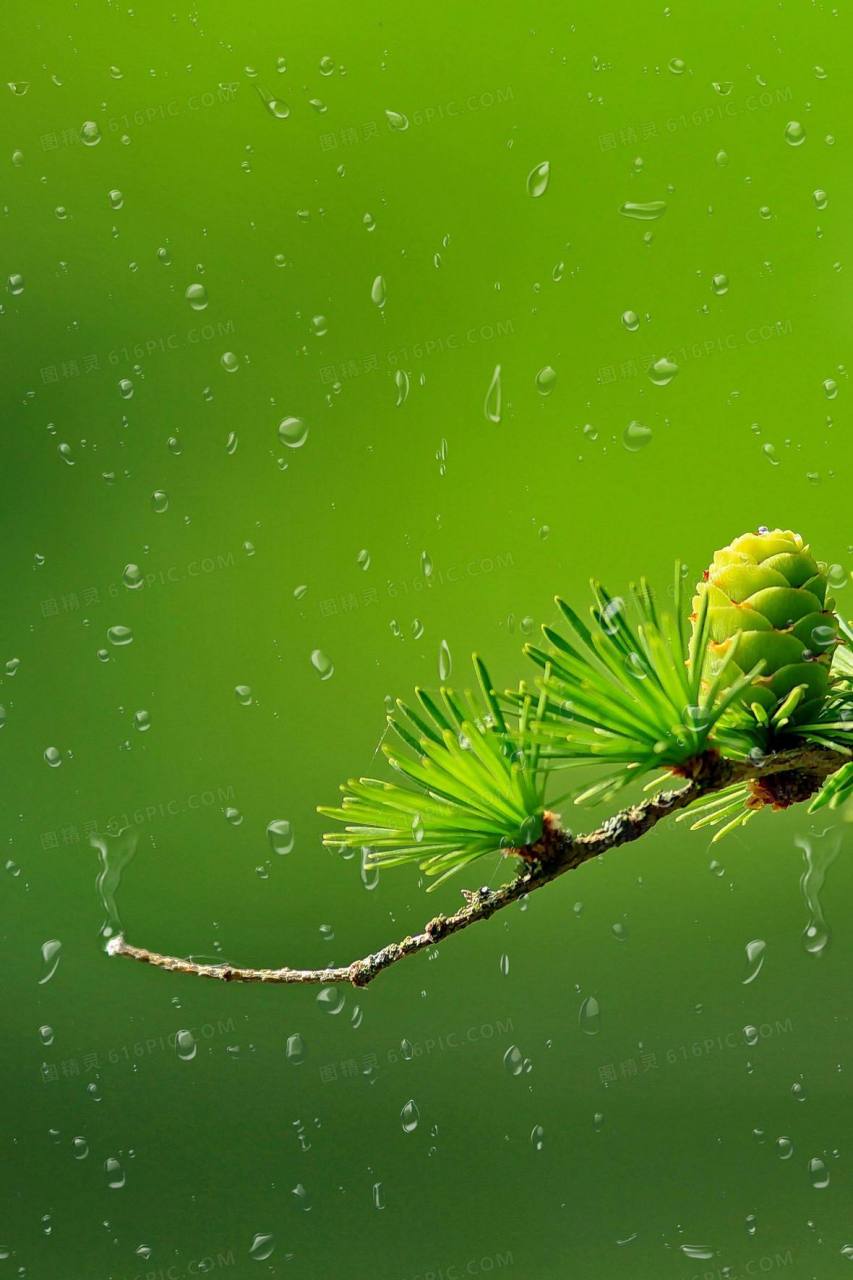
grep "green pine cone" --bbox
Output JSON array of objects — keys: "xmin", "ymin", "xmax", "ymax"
[{"xmin": 692, "ymin": 527, "xmax": 839, "ymax": 725}]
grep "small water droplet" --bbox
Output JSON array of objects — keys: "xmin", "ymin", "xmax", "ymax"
[
  {"xmin": 394, "ymin": 368, "xmax": 410, "ymax": 406},
  {"xmin": 250, "ymin": 1233, "xmax": 275, "ymax": 1262},
  {"xmin": 619, "ymin": 200, "xmax": 667, "ymax": 220},
  {"xmin": 311, "ymin": 649, "xmax": 334, "ymax": 680},
  {"xmin": 438, "ymin": 639, "xmax": 452, "ymax": 681},
  {"xmin": 504, "ymin": 1045, "xmax": 524, "ymax": 1075},
  {"xmin": 712, "ymin": 272, "xmax": 729, "ymax": 295},
  {"xmin": 44, "ymin": 746, "xmax": 62, "ymax": 768},
  {"xmin": 370, "ymin": 275, "xmax": 386, "ymax": 308},
  {"xmin": 401, "ymin": 1099, "xmax": 420, "ymax": 1132},
  {"xmin": 535, "ymin": 365, "xmax": 557, "ymax": 396},
  {"xmin": 649, "ymin": 356, "xmax": 679, "ymax": 386},
  {"xmin": 151, "ymin": 490, "xmax": 169, "ymax": 513},
  {"xmin": 579, "ymin": 995, "xmax": 601, "ymax": 1035},
  {"xmin": 285, "ymin": 1033, "xmax": 305, "ymax": 1063},
  {"xmin": 267, "ymin": 819, "xmax": 294, "ymax": 855},
  {"xmin": 530, "ymin": 1124, "xmax": 545, "ymax": 1150},
  {"xmin": 484, "ymin": 364, "xmax": 502, "ymax": 423},
  {"xmin": 185, "ymin": 282, "xmax": 208, "ymax": 311},
  {"xmin": 107, "ymin": 625, "xmax": 133, "ymax": 646},
  {"xmin": 623, "ymin": 420, "xmax": 652, "ymax": 451},
  {"xmin": 123, "ymin": 564, "xmax": 143, "ymax": 590},
  {"xmin": 7, "ymin": 273, "xmax": 24, "ymax": 296},
  {"xmin": 785, "ymin": 121, "xmax": 806, "ymax": 146},
  {"xmin": 742, "ymin": 938, "xmax": 766, "ymax": 984},
  {"xmin": 80, "ymin": 120, "xmax": 101, "ymax": 146},
  {"xmin": 176, "ymin": 1029, "xmax": 196, "ymax": 1061}
]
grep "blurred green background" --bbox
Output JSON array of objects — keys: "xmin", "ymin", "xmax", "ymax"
[{"xmin": 2, "ymin": 1, "xmax": 851, "ymax": 1276}]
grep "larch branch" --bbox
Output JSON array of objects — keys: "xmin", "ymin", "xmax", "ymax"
[{"xmin": 107, "ymin": 745, "xmax": 840, "ymax": 988}]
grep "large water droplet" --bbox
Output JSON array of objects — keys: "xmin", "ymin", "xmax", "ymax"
[
  {"xmin": 530, "ymin": 1124, "xmax": 545, "ymax": 1150},
  {"xmin": 385, "ymin": 109, "xmax": 409, "ymax": 131},
  {"xmin": 107, "ymin": 625, "xmax": 133, "ymax": 646},
  {"xmin": 278, "ymin": 416, "xmax": 308, "ymax": 448},
  {"xmin": 105, "ymin": 1156, "xmax": 125, "ymax": 1188},
  {"xmin": 527, "ymin": 161, "xmax": 550, "ymax": 198},
  {"xmin": 80, "ymin": 121, "xmax": 101, "ymax": 146},
  {"xmin": 370, "ymin": 275, "xmax": 386, "ymax": 308},
  {"xmin": 797, "ymin": 830, "xmax": 840, "ymax": 957},
  {"xmin": 785, "ymin": 121, "xmax": 806, "ymax": 146},
  {"xmin": 503, "ymin": 1045, "xmax": 524, "ymax": 1075}
]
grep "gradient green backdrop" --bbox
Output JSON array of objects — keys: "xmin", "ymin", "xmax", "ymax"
[{"xmin": 2, "ymin": 2, "xmax": 852, "ymax": 1276}]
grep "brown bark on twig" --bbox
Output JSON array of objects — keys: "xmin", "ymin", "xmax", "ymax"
[{"xmin": 107, "ymin": 746, "xmax": 839, "ymax": 988}]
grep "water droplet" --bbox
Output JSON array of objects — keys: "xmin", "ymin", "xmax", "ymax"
[
  {"xmin": 107, "ymin": 625, "xmax": 133, "ymax": 646},
  {"xmin": 267, "ymin": 819, "xmax": 294, "ymax": 855},
  {"xmin": 535, "ymin": 365, "xmax": 557, "ymax": 396},
  {"xmin": 385, "ymin": 109, "xmax": 409, "ymax": 131},
  {"xmin": 438, "ymin": 639, "xmax": 452, "ymax": 681},
  {"xmin": 421, "ymin": 550, "xmax": 433, "ymax": 578},
  {"xmin": 266, "ymin": 98, "xmax": 290, "ymax": 119},
  {"xmin": 105, "ymin": 1157, "xmax": 125, "ymax": 1188},
  {"xmin": 39, "ymin": 1025, "xmax": 54, "ymax": 1046},
  {"xmin": 814, "ymin": 188, "xmax": 828, "ymax": 210},
  {"xmin": 762, "ymin": 442, "xmax": 780, "ymax": 466},
  {"xmin": 7, "ymin": 273, "xmax": 24, "ymax": 296},
  {"xmin": 80, "ymin": 120, "xmax": 101, "ymax": 146},
  {"xmin": 123, "ymin": 564, "xmax": 143, "ymax": 590},
  {"xmin": 503, "ymin": 1045, "xmax": 524, "ymax": 1075},
  {"xmin": 250, "ymin": 1233, "xmax": 275, "ymax": 1262},
  {"xmin": 785, "ymin": 121, "xmax": 806, "ymax": 146},
  {"xmin": 621, "ymin": 310, "xmax": 640, "ymax": 331},
  {"xmin": 668, "ymin": 57, "xmax": 686, "ymax": 75},
  {"xmin": 224, "ymin": 806, "xmax": 243, "ymax": 826},
  {"xmin": 823, "ymin": 378, "xmax": 838, "ymax": 400},
  {"xmin": 623, "ymin": 420, "xmax": 652, "ymax": 451},
  {"xmin": 220, "ymin": 351, "xmax": 239, "ymax": 374},
  {"xmin": 278, "ymin": 416, "xmax": 308, "ymax": 448},
  {"xmin": 401, "ymin": 1099, "xmax": 420, "ymax": 1132},
  {"xmin": 185, "ymin": 282, "xmax": 208, "ymax": 311},
  {"xmin": 797, "ymin": 830, "xmax": 840, "ymax": 957},
  {"xmin": 579, "ymin": 995, "xmax": 601, "ymax": 1035},
  {"xmin": 619, "ymin": 200, "xmax": 667, "ymax": 220},
  {"xmin": 310, "ymin": 649, "xmax": 334, "ymax": 680},
  {"xmin": 316, "ymin": 986, "xmax": 345, "ymax": 1015},
  {"xmin": 285, "ymin": 1033, "xmax": 305, "ymax": 1063},
  {"xmin": 356, "ymin": 548, "xmax": 371, "ymax": 571},
  {"xmin": 118, "ymin": 377, "xmax": 134, "ymax": 400},
  {"xmin": 712, "ymin": 273, "xmax": 729, "ymax": 295},
  {"xmin": 394, "ymin": 368, "xmax": 410, "ymax": 406},
  {"xmin": 370, "ymin": 275, "xmax": 386, "ymax": 308},
  {"xmin": 44, "ymin": 747, "xmax": 62, "ymax": 768},
  {"xmin": 742, "ymin": 938, "xmax": 766, "ymax": 984},
  {"xmin": 743, "ymin": 1024, "xmax": 759, "ymax": 1046},
  {"xmin": 234, "ymin": 684, "xmax": 253, "ymax": 706},
  {"xmin": 681, "ymin": 1246, "xmax": 714, "ymax": 1261},
  {"xmin": 649, "ymin": 356, "xmax": 679, "ymax": 386},
  {"xmin": 71, "ymin": 1136, "xmax": 88, "ymax": 1159},
  {"xmin": 176, "ymin": 1029, "xmax": 196, "ymax": 1061},
  {"xmin": 151, "ymin": 490, "xmax": 169, "ymax": 513},
  {"xmin": 777, "ymin": 1135, "xmax": 794, "ymax": 1159},
  {"xmin": 133, "ymin": 709, "xmax": 150, "ymax": 732},
  {"xmin": 372, "ymin": 1182, "xmax": 385, "ymax": 1210},
  {"xmin": 527, "ymin": 161, "xmax": 550, "ymax": 198},
  {"xmin": 530, "ymin": 1124, "xmax": 545, "ymax": 1150},
  {"xmin": 484, "ymin": 364, "xmax": 502, "ymax": 423},
  {"xmin": 108, "ymin": 189, "xmax": 124, "ymax": 210}
]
